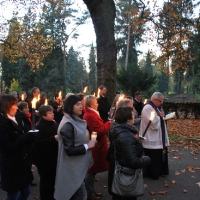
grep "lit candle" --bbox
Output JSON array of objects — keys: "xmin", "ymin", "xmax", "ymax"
[
  {"xmin": 21, "ymin": 94, "xmax": 24, "ymax": 101},
  {"xmin": 144, "ymin": 99, "xmax": 147, "ymax": 105},
  {"xmin": 91, "ymin": 132, "xmax": 97, "ymax": 141},
  {"xmin": 44, "ymin": 99, "xmax": 48, "ymax": 105},
  {"xmin": 142, "ymin": 111, "xmax": 155, "ymax": 137},
  {"xmin": 37, "ymin": 94, "xmax": 40, "ymax": 102},
  {"xmin": 58, "ymin": 91, "xmax": 62, "ymax": 99},
  {"xmin": 97, "ymin": 89, "xmax": 100, "ymax": 98},
  {"xmin": 83, "ymin": 86, "xmax": 88, "ymax": 93},
  {"xmin": 93, "ymin": 92, "xmax": 95, "ymax": 96},
  {"xmin": 31, "ymin": 98, "xmax": 37, "ymax": 109},
  {"xmin": 31, "ymin": 98, "xmax": 37, "ymax": 130}
]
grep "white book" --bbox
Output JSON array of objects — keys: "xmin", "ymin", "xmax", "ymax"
[{"xmin": 163, "ymin": 112, "xmax": 176, "ymax": 120}]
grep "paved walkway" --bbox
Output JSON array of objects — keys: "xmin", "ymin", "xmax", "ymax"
[{"xmin": 1, "ymin": 146, "xmax": 200, "ymax": 200}]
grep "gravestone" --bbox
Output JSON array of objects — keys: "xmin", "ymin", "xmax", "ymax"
[{"xmin": 165, "ymin": 94, "xmax": 196, "ymax": 102}]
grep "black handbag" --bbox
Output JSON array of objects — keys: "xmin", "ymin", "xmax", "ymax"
[{"xmin": 111, "ymin": 161, "xmax": 144, "ymax": 197}]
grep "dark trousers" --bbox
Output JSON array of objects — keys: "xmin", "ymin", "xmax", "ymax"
[
  {"xmin": 85, "ymin": 173, "xmax": 97, "ymax": 196},
  {"xmin": 143, "ymin": 147, "xmax": 169, "ymax": 180},
  {"xmin": 37, "ymin": 166, "xmax": 56, "ymax": 200}
]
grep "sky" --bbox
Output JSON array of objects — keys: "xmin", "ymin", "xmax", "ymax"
[{"xmin": 0, "ymin": 0, "xmax": 199, "ymax": 67}]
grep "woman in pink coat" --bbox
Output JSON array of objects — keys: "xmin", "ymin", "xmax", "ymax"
[{"xmin": 83, "ymin": 95, "xmax": 111, "ymax": 200}]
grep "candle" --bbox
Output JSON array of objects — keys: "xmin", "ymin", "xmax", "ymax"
[
  {"xmin": 142, "ymin": 111, "xmax": 155, "ymax": 137},
  {"xmin": 91, "ymin": 132, "xmax": 97, "ymax": 141},
  {"xmin": 21, "ymin": 94, "xmax": 24, "ymax": 101},
  {"xmin": 83, "ymin": 86, "xmax": 88, "ymax": 93},
  {"xmin": 37, "ymin": 94, "xmax": 40, "ymax": 102},
  {"xmin": 31, "ymin": 98, "xmax": 37, "ymax": 109},
  {"xmin": 97, "ymin": 89, "xmax": 100, "ymax": 98},
  {"xmin": 44, "ymin": 99, "xmax": 48, "ymax": 105},
  {"xmin": 31, "ymin": 98, "xmax": 37, "ymax": 130},
  {"xmin": 58, "ymin": 91, "xmax": 62, "ymax": 99},
  {"xmin": 144, "ymin": 99, "xmax": 147, "ymax": 105}
]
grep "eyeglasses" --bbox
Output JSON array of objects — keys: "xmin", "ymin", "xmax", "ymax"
[{"xmin": 156, "ymin": 99, "xmax": 163, "ymax": 103}]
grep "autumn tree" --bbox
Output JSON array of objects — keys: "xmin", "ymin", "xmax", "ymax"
[
  {"xmin": 115, "ymin": 0, "xmax": 150, "ymax": 69},
  {"xmin": 41, "ymin": 0, "xmax": 89, "ymax": 92},
  {"xmin": 1, "ymin": 12, "xmax": 54, "ymax": 70}
]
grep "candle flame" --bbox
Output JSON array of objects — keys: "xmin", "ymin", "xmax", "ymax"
[
  {"xmin": 144, "ymin": 99, "xmax": 147, "ymax": 104},
  {"xmin": 58, "ymin": 91, "xmax": 62, "ymax": 99},
  {"xmin": 118, "ymin": 94, "xmax": 125, "ymax": 101},
  {"xmin": 150, "ymin": 111, "xmax": 155, "ymax": 121},
  {"xmin": 97, "ymin": 89, "xmax": 100, "ymax": 98},
  {"xmin": 37, "ymin": 94, "xmax": 40, "ymax": 102},
  {"xmin": 93, "ymin": 92, "xmax": 95, "ymax": 96},
  {"xmin": 32, "ymin": 98, "xmax": 37, "ymax": 109},
  {"xmin": 83, "ymin": 86, "xmax": 88, "ymax": 93},
  {"xmin": 21, "ymin": 94, "xmax": 24, "ymax": 101},
  {"xmin": 44, "ymin": 99, "xmax": 48, "ymax": 105}
]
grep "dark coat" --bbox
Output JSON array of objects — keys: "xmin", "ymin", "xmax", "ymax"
[
  {"xmin": 83, "ymin": 108, "xmax": 111, "ymax": 174},
  {"xmin": 15, "ymin": 110, "xmax": 32, "ymax": 133},
  {"xmin": 133, "ymin": 98, "xmax": 144, "ymax": 117},
  {"xmin": 107, "ymin": 122, "xmax": 150, "ymax": 195},
  {"xmin": 97, "ymin": 95, "xmax": 110, "ymax": 122},
  {"xmin": 33, "ymin": 118, "xmax": 58, "ymax": 171},
  {"xmin": 51, "ymin": 101, "xmax": 63, "ymax": 124},
  {"xmin": 0, "ymin": 114, "xmax": 35, "ymax": 193}
]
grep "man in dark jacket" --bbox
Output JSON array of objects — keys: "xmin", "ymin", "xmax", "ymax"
[
  {"xmin": 133, "ymin": 91, "xmax": 144, "ymax": 117},
  {"xmin": 33, "ymin": 105, "xmax": 58, "ymax": 200},
  {"xmin": 97, "ymin": 85, "xmax": 110, "ymax": 122}
]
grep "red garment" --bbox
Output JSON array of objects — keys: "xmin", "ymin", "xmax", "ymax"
[
  {"xmin": 83, "ymin": 107, "xmax": 111, "ymax": 174},
  {"xmin": 26, "ymin": 112, "xmax": 32, "ymax": 128}
]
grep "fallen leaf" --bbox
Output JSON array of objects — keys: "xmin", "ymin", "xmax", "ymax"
[
  {"xmin": 194, "ymin": 167, "xmax": 200, "ymax": 170},
  {"xmin": 34, "ymin": 196, "xmax": 40, "ymax": 199},
  {"xmin": 175, "ymin": 171, "xmax": 180, "ymax": 175},
  {"xmin": 158, "ymin": 191, "xmax": 168, "ymax": 195},
  {"xmin": 144, "ymin": 184, "xmax": 148, "ymax": 188},
  {"xmin": 181, "ymin": 169, "xmax": 186, "ymax": 173},
  {"xmin": 187, "ymin": 165, "xmax": 196, "ymax": 172},
  {"xmin": 193, "ymin": 158, "xmax": 198, "ymax": 160},
  {"xmin": 103, "ymin": 185, "xmax": 107, "ymax": 188},
  {"xmin": 95, "ymin": 179, "xmax": 100, "ymax": 182},
  {"xmin": 191, "ymin": 176, "xmax": 196, "ymax": 178},
  {"xmin": 150, "ymin": 191, "xmax": 156, "ymax": 195},
  {"xmin": 165, "ymin": 183, "xmax": 170, "ymax": 187},
  {"xmin": 196, "ymin": 182, "xmax": 200, "ymax": 187},
  {"xmin": 172, "ymin": 180, "xmax": 176, "ymax": 184},
  {"xmin": 183, "ymin": 189, "xmax": 188, "ymax": 193}
]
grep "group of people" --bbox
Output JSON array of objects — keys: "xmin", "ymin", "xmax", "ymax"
[{"xmin": 0, "ymin": 86, "xmax": 170, "ymax": 200}]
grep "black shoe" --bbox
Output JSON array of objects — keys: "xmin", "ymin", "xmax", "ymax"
[{"xmin": 31, "ymin": 182, "xmax": 37, "ymax": 186}]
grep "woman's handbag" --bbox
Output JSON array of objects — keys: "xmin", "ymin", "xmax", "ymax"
[{"xmin": 111, "ymin": 161, "xmax": 144, "ymax": 197}]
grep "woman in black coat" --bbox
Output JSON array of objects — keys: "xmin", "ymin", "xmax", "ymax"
[
  {"xmin": 0, "ymin": 95, "xmax": 36, "ymax": 200},
  {"xmin": 108, "ymin": 107, "xmax": 151, "ymax": 200},
  {"xmin": 33, "ymin": 105, "xmax": 58, "ymax": 200}
]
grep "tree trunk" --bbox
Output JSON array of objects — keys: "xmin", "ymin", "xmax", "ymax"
[{"xmin": 83, "ymin": 0, "xmax": 117, "ymax": 103}]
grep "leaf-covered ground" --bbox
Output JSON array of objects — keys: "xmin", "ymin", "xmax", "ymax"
[{"xmin": 167, "ymin": 119, "xmax": 200, "ymax": 149}]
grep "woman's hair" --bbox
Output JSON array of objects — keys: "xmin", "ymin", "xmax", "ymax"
[
  {"xmin": 17, "ymin": 101, "xmax": 28, "ymax": 110},
  {"xmin": 85, "ymin": 95, "xmax": 96, "ymax": 107},
  {"xmin": 76, "ymin": 93, "xmax": 85, "ymax": 101},
  {"xmin": 31, "ymin": 87, "xmax": 39, "ymax": 97},
  {"xmin": 0, "ymin": 95, "xmax": 18, "ymax": 115},
  {"xmin": 116, "ymin": 99, "xmax": 132, "ymax": 109},
  {"xmin": 63, "ymin": 95, "xmax": 81, "ymax": 115},
  {"xmin": 114, "ymin": 107, "xmax": 133, "ymax": 123},
  {"xmin": 39, "ymin": 105, "xmax": 53, "ymax": 118}
]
